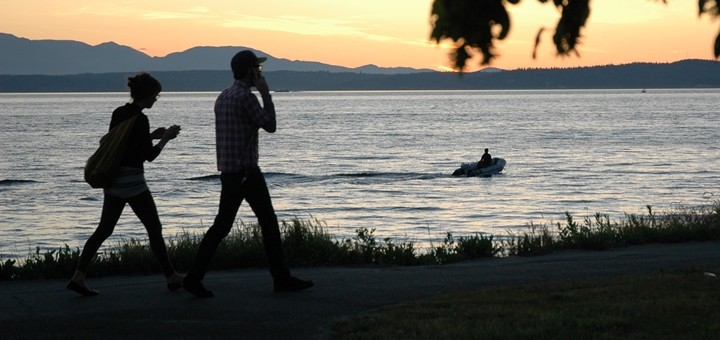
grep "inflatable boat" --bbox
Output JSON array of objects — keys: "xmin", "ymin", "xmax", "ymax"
[{"xmin": 452, "ymin": 158, "xmax": 506, "ymax": 177}]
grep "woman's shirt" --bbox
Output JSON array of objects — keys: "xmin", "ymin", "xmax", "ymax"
[{"xmin": 108, "ymin": 103, "xmax": 162, "ymax": 169}]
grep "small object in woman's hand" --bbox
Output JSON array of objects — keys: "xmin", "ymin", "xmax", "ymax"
[{"xmin": 165, "ymin": 125, "xmax": 181, "ymax": 139}]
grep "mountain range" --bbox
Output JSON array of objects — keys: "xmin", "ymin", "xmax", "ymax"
[
  {"xmin": 1, "ymin": 33, "xmax": 719, "ymax": 91},
  {"xmin": 0, "ymin": 33, "xmax": 431, "ymax": 75}
]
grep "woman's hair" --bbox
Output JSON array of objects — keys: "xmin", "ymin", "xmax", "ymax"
[{"xmin": 127, "ymin": 73, "xmax": 162, "ymax": 101}]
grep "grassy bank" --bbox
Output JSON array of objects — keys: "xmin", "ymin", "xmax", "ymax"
[
  {"xmin": 1, "ymin": 203, "xmax": 718, "ymax": 281},
  {"xmin": 0, "ymin": 218, "xmax": 500, "ymax": 281}
]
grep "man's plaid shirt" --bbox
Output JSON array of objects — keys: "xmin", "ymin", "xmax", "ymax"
[{"xmin": 214, "ymin": 80, "xmax": 273, "ymax": 172}]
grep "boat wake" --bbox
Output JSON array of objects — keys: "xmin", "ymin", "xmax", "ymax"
[
  {"xmin": 0, "ymin": 179, "xmax": 37, "ymax": 186},
  {"xmin": 183, "ymin": 171, "xmax": 446, "ymax": 187}
]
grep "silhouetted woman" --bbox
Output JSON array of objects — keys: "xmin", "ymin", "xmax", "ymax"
[{"xmin": 67, "ymin": 73, "xmax": 183, "ymax": 296}]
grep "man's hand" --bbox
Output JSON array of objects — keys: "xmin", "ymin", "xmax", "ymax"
[{"xmin": 253, "ymin": 69, "xmax": 270, "ymax": 94}]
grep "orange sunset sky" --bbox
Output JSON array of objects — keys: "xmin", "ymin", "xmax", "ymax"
[{"xmin": 1, "ymin": 0, "xmax": 717, "ymax": 71}]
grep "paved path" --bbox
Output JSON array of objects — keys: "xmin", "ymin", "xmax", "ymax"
[{"xmin": 1, "ymin": 241, "xmax": 719, "ymax": 339}]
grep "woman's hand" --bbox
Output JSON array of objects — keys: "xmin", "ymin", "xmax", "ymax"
[
  {"xmin": 153, "ymin": 125, "xmax": 181, "ymax": 152},
  {"xmin": 150, "ymin": 127, "xmax": 166, "ymax": 139},
  {"xmin": 162, "ymin": 125, "xmax": 181, "ymax": 140}
]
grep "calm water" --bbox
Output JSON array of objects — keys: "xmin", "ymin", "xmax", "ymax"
[{"xmin": 1, "ymin": 89, "xmax": 719, "ymax": 258}]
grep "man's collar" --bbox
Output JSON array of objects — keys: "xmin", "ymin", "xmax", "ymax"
[{"xmin": 234, "ymin": 79, "xmax": 251, "ymax": 89}]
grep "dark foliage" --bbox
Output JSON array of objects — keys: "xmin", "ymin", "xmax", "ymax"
[{"xmin": 431, "ymin": 0, "xmax": 720, "ymax": 70}]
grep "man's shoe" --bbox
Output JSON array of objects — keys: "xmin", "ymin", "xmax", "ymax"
[
  {"xmin": 274, "ymin": 276, "xmax": 314, "ymax": 292},
  {"xmin": 183, "ymin": 278, "xmax": 214, "ymax": 298}
]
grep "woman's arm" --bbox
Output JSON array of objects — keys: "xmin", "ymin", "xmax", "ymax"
[{"xmin": 150, "ymin": 127, "xmax": 166, "ymax": 139}]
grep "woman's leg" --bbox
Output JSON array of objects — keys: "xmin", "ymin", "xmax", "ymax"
[
  {"xmin": 75, "ymin": 194, "xmax": 126, "ymax": 273},
  {"xmin": 127, "ymin": 190, "xmax": 177, "ymax": 279},
  {"xmin": 68, "ymin": 194, "xmax": 126, "ymax": 295}
]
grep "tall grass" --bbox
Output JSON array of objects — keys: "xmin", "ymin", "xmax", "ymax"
[
  {"xmin": 0, "ymin": 218, "xmax": 498, "ymax": 281},
  {"xmin": 1, "ymin": 202, "xmax": 718, "ymax": 281},
  {"xmin": 505, "ymin": 203, "xmax": 720, "ymax": 256}
]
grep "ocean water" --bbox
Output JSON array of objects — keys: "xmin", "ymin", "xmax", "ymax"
[{"xmin": 1, "ymin": 89, "xmax": 719, "ymax": 258}]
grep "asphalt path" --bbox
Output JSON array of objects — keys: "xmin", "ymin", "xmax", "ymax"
[{"xmin": 1, "ymin": 241, "xmax": 719, "ymax": 339}]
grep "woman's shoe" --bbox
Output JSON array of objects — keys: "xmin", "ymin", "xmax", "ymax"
[
  {"xmin": 66, "ymin": 280, "xmax": 99, "ymax": 296},
  {"xmin": 166, "ymin": 273, "xmax": 185, "ymax": 291}
]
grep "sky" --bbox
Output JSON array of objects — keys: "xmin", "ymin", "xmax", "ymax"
[{"xmin": 1, "ymin": 0, "xmax": 717, "ymax": 71}]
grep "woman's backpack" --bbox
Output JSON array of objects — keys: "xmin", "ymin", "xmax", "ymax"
[{"xmin": 84, "ymin": 115, "xmax": 139, "ymax": 188}]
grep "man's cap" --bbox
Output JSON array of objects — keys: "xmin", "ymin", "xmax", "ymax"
[{"xmin": 231, "ymin": 50, "xmax": 267, "ymax": 74}]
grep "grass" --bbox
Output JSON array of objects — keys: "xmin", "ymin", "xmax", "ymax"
[
  {"xmin": 2, "ymin": 203, "xmax": 719, "ymax": 339},
  {"xmin": 0, "ymin": 202, "xmax": 718, "ymax": 281},
  {"xmin": 0, "ymin": 218, "xmax": 500, "ymax": 280},
  {"xmin": 326, "ymin": 203, "xmax": 720, "ymax": 339},
  {"xmin": 331, "ymin": 269, "xmax": 720, "ymax": 339},
  {"xmin": 505, "ymin": 204, "xmax": 720, "ymax": 256}
]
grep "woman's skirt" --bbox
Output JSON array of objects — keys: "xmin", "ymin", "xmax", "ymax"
[{"xmin": 103, "ymin": 167, "xmax": 149, "ymax": 199}]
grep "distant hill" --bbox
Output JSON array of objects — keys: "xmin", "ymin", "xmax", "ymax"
[
  {"xmin": 1, "ymin": 33, "xmax": 719, "ymax": 91},
  {"xmin": 0, "ymin": 33, "xmax": 430, "ymax": 75},
  {"xmin": 0, "ymin": 59, "xmax": 718, "ymax": 92},
  {"xmin": 262, "ymin": 60, "xmax": 720, "ymax": 90}
]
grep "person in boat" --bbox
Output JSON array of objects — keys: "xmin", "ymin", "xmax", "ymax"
[{"xmin": 477, "ymin": 148, "xmax": 492, "ymax": 168}]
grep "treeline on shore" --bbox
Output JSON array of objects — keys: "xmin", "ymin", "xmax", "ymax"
[
  {"xmin": 2, "ymin": 203, "xmax": 718, "ymax": 281},
  {"xmin": 1, "ymin": 59, "xmax": 719, "ymax": 92}
]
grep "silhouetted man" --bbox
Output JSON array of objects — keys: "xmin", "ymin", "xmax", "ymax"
[{"xmin": 183, "ymin": 50, "xmax": 313, "ymax": 297}]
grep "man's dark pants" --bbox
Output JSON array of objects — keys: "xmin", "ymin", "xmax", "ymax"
[{"xmin": 186, "ymin": 167, "xmax": 290, "ymax": 281}]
